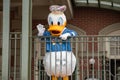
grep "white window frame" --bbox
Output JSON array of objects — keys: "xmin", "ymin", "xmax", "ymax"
[
  {"xmin": 99, "ymin": 23, "xmax": 120, "ymax": 59},
  {"xmin": 105, "ymin": 31, "xmax": 120, "ymax": 59}
]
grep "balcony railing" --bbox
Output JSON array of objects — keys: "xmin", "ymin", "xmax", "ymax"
[{"xmin": 1, "ymin": 33, "xmax": 120, "ymax": 80}]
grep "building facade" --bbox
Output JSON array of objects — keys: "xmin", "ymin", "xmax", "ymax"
[{"xmin": 0, "ymin": 0, "xmax": 120, "ymax": 80}]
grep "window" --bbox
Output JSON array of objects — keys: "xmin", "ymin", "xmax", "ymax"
[
  {"xmin": 99, "ymin": 23, "xmax": 120, "ymax": 59},
  {"xmin": 105, "ymin": 30, "xmax": 120, "ymax": 59},
  {"xmin": 74, "ymin": 0, "xmax": 120, "ymax": 11}
]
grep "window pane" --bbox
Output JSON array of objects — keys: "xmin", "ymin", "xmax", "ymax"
[
  {"xmin": 75, "ymin": 0, "xmax": 87, "ymax": 3},
  {"xmin": 114, "ymin": 3, "xmax": 120, "ymax": 7},
  {"xmin": 89, "ymin": 0, "xmax": 98, "ymax": 3},
  {"xmin": 101, "ymin": 1, "xmax": 112, "ymax": 6},
  {"xmin": 110, "ymin": 37, "xmax": 120, "ymax": 56}
]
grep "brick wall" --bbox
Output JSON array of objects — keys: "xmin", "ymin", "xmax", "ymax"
[
  {"xmin": 68, "ymin": 7, "xmax": 120, "ymax": 35},
  {"xmin": 33, "ymin": 7, "xmax": 120, "ymax": 35}
]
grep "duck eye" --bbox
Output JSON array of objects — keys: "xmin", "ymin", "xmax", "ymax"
[
  {"xmin": 58, "ymin": 17, "xmax": 63, "ymax": 26},
  {"xmin": 57, "ymin": 22, "xmax": 60, "ymax": 25},
  {"xmin": 51, "ymin": 21, "xmax": 53, "ymax": 25},
  {"xmin": 48, "ymin": 17, "xmax": 53, "ymax": 25}
]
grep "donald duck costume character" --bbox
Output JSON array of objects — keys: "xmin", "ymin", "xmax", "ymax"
[{"xmin": 37, "ymin": 5, "xmax": 77, "ymax": 80}]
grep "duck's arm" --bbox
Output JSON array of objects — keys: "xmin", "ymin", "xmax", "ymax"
[{"xmin": 59, "ymin": 28, "xmax": 77, "ymax": 40}]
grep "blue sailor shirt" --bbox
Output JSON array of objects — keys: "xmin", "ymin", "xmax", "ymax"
[{"xmin": 42, "ymin": 28, "xmax": 77, "ymax": 52}]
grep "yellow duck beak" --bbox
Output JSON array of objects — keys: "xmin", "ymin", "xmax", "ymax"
[{"xmin": 48, "ymin": 22, "xmax": 66, "ymax": 36}]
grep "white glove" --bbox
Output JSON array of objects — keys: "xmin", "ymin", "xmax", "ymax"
[
  {"xmin": 36, "ymin": 24, "xmax": 45, "ymax": 36},
  {"xmin": 59, "ymin": 33, "xmax": 70, "ymax": 40}
]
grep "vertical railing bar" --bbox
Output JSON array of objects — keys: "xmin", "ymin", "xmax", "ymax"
[
  {"xmin": 116, "ymin": 36, "xmax": 119, "ymax": 79},
  {"xmin": 40, "ymin": 38, "xmax": 42, "ymax": 80},
  {"xmin": 55, "ymin": 38, "xmax": 57, "ymax": 79},
  {"xmin": 101, "ymin": 37, "xmax": 103, "ymax": 80},
  {"xmin": 43, "ymin": 71, "xmax": 45, "ymax": 80},
  {"xmin": 81, "ymin": 37, "xmax": 84, "ymax": 80},
  {"xmin": 75, "ymin": 38, "xmax": 79, "ymax": 80},
  {"xmin": 20, "ymin": 34, "xmax": 22, "ymax": 80},
  {"xmin": 109, "ymin": 57, "xmax": 111, "ymax": 80},
  {"xmin": 39, "ymin": 65, "xmax": 41, "ymax": 80},
  {"xmin": 45, "ymin": 70, "xmax": 47, "ymax": 80},
  {"xmin": 59, "ymin": 38, "xmax": 62, "ymax": 80},
  {"xmin": 83, "ymin": 37, "xmax": 85, "ymax": 79},
  {"xmin": 106, "ymin": 37, "xmax": 108, "ymax": 80},
  {"xmin": 115, "ymin": 60, "xmax": 116, "ymax": 80},
  {"xmin": 34, "ymin": 38, "xmax": 36, "ymax": 80},
  {"xmin": 79, "ymin": 37, "xmax": 81, "ymax": 79},
  {"xmin": 70, "ymin": 38, "xmax": 72, "ymax": 80},
  {"xmin": 50, "ymin": 37, "xmax": 52, "ymax": 80},
  {"xmin": 87, "ymin": 37, "xmax": 89, "ymax": 79},
  {"xmin": 97, "ymin": 37, "xmax": 100, "ymax": 79},
  {"xmin": 40, "ymin": 61, "xmax": 42, "ymax": 80},
  {"xmin": 9, "ymin": 34, "xmax": 12, "ymax": 79},
  {"xmin": 71, "ymin": 38, "xmax": 73, "ymax": 80},
  {"xmin": 117, "ymin": 37, "xmax": 119, "ymax": 56},
  {"xmin": 92, "ymin": 37, "xmax": 95, "ymax": 79},
  {"xmin": 39, "ymin": 60, "xmax": 40, "ymax": 80},
  {"xmin": 103, "ymin": 37, "xmax": 106, "ymax": 80},
  {"xmin": 114, "ymin": 37, "xmax": 117, "ymax": 80},
  {"xmin": 42, "ymin": 37, "xmax": 45, "ymax": 80},
  {"xmin": 18, "ymin": 34, "xmax": 21, "ymax": 80},
  {"xmin": 43, "ymin": 71, "xmax": 46, "ymax": 80},
  {"xmin": 44, "ymin": 38, "xmax": 47, "ymax": 80},
  {"xmin": 113, "ymin": 37, "xmax": 115, "ymax": 80},
  {"xmin": 72, "ymin": 38, "xmax": 74, "ymax": 80},
  {"xmin": 33, "ymin": 38, "xmax": 35, "ymax": 80},
  {"xmin": 29, "ymin": 30, "xmax": 32, "ymax": 80},
  {"xmin": 14, "ymin": 34, "xmax": 17, "ymax": 80},
  {"xmin": 29, "ymin": 0, "xmax": 32, "ymax": 79},
  {"xmin": 78, "ymin": 37, "xmax": 82, "ymax": 79},
  {"xmin": 42, "ymin": 66, "xmax": 44, "ymax": 80},
  {"xmin": 108, "ymin": 37, "xmax": 111, "ymax": 80},
  {"xmin": 39, "ymin": 39, "xmax": 41, "ymax": 80},
  {"xmin": 118, "ymin": 37, "xmax": 120, "ymax": 79}
]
